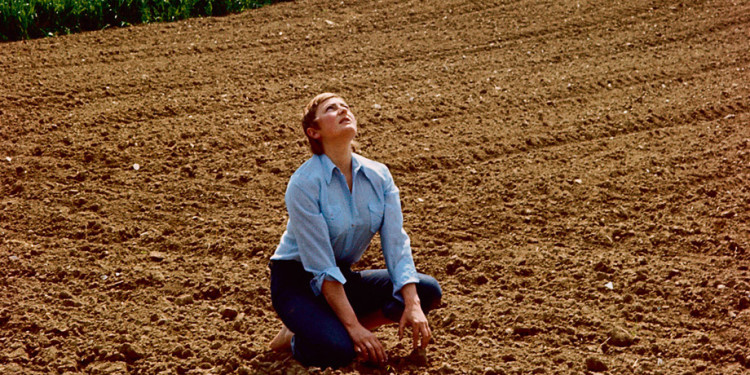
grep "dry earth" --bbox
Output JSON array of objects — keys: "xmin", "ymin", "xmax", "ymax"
[{"xmin": 1, "ymin": 0, "xmax": 749, "ymax": 374}]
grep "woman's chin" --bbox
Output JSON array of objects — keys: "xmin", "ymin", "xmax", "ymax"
[{"xmin": 340, "ymin": 126, "xmax": 357, "ymax": 138}]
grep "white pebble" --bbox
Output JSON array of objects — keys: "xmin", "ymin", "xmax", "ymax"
[
  {"xmin": 133, "ymin": 163, "xmax": 141, "ymax": 171},
  {"xmin": 604, "ymin": 281, "xmax": 614, "ymax": 290}
]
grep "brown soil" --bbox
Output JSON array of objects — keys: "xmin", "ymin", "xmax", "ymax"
[{"xmin": 1, "ymin": 0, "xmax": 749, "ymax": 374}]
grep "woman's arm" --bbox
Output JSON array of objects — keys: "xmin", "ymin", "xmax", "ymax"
[
  {"xmin": 376, "ymin": 166, "xmax": 433, "ymax": 349},
  {"xmin": 399, "ymin": 283, "xmax": 432, "ymax": 349},
  {"xmin": 321, "ymin": 280, "xmax": 387, "ymax": 364}
]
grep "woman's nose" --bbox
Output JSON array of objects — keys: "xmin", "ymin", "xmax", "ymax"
[{"xmin": 338, "ymin": 106, "xmax": 348, "ymax": 115}]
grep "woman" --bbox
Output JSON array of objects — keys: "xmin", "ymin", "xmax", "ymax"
[{"xmin": 268, "ymin": 93, "xmax": 442, "ymax": 368}]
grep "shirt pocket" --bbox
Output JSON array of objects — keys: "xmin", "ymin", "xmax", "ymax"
[
  {"xmin": 367, "ymin": 201, "xmax": 384, "ymax": 234},
  {"xmin": 322, "ymin": 204, "xmax": 344, "ymax": 238}
]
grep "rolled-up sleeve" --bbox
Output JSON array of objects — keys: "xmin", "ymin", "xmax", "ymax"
[
  {"xmin": 380, "ymin": 169, "xmax": 419, "ymax": 300},
  {"xmin": 285, "ymin": 181, "xmax": 346, "ymax": 295}
]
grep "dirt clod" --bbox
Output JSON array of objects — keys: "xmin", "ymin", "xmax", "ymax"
[
  {"xmin": 201, "ymin": 285, "xmax": 222, "ymax": 300},
  {"xmin": 738, "ymin": 297, "xmax": 750, "ymax": 310},
  {"xmin": 585, "ymin": 357, "xmax": 608, "ymax": 372},
  {"xmin": 119, "ymin": 343, "xmax": 144, "ymax": 362},
  {"xmin": 149, "ymin": 251, "xmax": 165, "ymax": 262},
  {"xmin": 221, "ymin": 307, "xmax": 238, "ymax": 320},
  {"xmin": 439, "ymin": 362, "xmax": 456, "ymax": 374},
  {"xmin": 513, "ymin": 325, "xmax": 539, "ymax": 336},
  {"xmin": 174, "ymin": 294, "xmax": 194, "ymax": 306},
  {"xmin": 608, "ymin": 327, "xmax": 635, "ymax": 347},
  {"xmin": 407, "ymin": 348, "xmax": 428, "ymax": 366}
]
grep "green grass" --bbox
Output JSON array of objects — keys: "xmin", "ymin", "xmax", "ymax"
[{"xmin": 0, "ymin": 0, "xmax": 276, "ymax": 41}]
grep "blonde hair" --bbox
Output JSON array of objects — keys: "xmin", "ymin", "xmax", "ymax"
[{"xmin": 301, "ymin": 93, "xmax": 340, "ymax": 155}]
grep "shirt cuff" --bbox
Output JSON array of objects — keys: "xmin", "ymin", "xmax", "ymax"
[
  {"xmin": 310, "ymin": 266, "xmax": 347, "ymax": 296},
  {"xmin": 391, "ymin": 262, "xmax": 419, "ymax": 302}
]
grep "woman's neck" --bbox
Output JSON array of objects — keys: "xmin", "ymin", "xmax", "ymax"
[{"xmin": 325, "ymin": 145, "xmax": 353, "ymax": 175}]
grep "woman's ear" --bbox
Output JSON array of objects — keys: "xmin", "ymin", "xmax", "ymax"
[{"xmin": 306, "ymin": 127, "xmax": 321, "ymax": 140}]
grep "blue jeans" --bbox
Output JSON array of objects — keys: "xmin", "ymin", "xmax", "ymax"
[{"xmin": 269, "ymin": 260, "xmax": 442, "ymax": 369}]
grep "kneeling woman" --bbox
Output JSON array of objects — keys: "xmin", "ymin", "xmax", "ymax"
[{"xmin": 268, "ymin": 93, "xmax": 442, "ymax": 368}]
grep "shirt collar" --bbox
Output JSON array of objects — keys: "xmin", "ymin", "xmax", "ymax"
[
  {"xmin": 352, "ymin": 154, "xmax": 363, "ymax": 176},
  {"xmin": 319, "ymin": 154, "xmax": 337, "ymax": 185},
  {"xmin": 319, "ymin": 153, "xmax": 364, "ymax": 185}
]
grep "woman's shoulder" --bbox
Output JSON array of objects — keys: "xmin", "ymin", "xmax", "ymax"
[
  {"xmin": 288, "ymin": 155, "xmax": 326, "ymax": 188},
  {"xmin": 353, "ymin": 153, "xmax": 391, "ymax": 181}
]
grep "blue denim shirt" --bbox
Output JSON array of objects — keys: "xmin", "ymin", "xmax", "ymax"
[{"xmin": 271, "ymin": 153, "xmax": 419, "ymax": 299}]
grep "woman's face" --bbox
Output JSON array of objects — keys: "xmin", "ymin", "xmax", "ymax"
[{"xmin": 309, "ymin": 97, "xmax": 357, "ymax": 143}]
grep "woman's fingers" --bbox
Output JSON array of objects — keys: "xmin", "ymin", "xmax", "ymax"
[
  {"xmin": 364, "ymin": 339, "xmax": 386, "ymax": 363},
  {"xmin": 412, "ymin": 323, "xmax": 420, "ymax": 349},
  {"xmin": 420, "ymin": 323, "xmax": 431, "ymax": 348},
  {"xmin": 356, "ymin": 337, "xmax": 387, "ymax": 364},
  {"xmin": 409, "ymin": 321, "xmax": 432, "ymax": 349},
  {"xmin": 365, "ymin": 342, "xmax": 376, "ymax": 362}
]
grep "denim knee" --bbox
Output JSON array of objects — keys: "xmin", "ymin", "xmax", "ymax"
[
  {"xmin": 293, "ymin": 327, "xmax": 356, "ymax": 369},
  {"xmin": 417, "ymin": 275, "xmax": 442, "ymax": 312},
  {"xmin": 383, "ymin": 275, "xmax": 442, "ymax": 321}
]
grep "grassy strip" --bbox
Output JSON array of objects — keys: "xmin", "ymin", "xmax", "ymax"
[{"xmin": 0, "ymin": 0, "xmax": 275, "ymax": 41}]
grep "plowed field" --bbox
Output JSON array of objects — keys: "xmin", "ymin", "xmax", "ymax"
[{"xmin": 2, "ymin": 0, "xmax": 749, "ymax": 374}]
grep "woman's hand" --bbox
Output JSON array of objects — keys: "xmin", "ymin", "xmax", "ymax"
[
  {"xmin": 347, "ymin": 323, "xmax": 388, "ymax": 364},
  {"xmin": 399, "ymin": 284, "xmax": 432, "ymax": 349},
  {"xmin": 399, "ymin": 303, "xmax": 431, "ymax": 349},
  {"xmin": 321, "ymin": 280, "xmax": 388, "ymax": 365}
]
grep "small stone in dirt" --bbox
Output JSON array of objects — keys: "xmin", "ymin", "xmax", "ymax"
[
  {"xmin": 171, "ymin": 345, "xmax": 192, "ymax": 359},
  {"xmin": 667, "ymin": 269, "xmax": 681, "ymax": 279},
  {"xmin": 441, "ymin": 312, "xmax": 457, "ymax": 327},
  {"xmin": 407, "ymin": 348, "xmax": 428, "ymax": 366},
  {"xmin": 237, "ymin": 367, "xmax": 251, "ymax": 375},
  {"xmin": 148, "ymin": 251, "xmax": 165, "ymax": 262},
  {"xmin": 238, "ymin": 345, "xmax": 257, "ymax": 360},
  {"xmin": 89, "ymin": 361, "xmax": 128, "ymax": 375},
  {"xmin": 585, "ymin": 356, "xmax": 608, "ymax": 372},
  {"xmin": 439, "ymin": 362, "xmax": 456, "ymax": 374},
  {"xmin": 221, "ymin": 307, "xmax": 238, "ymax": 320},
  {"xmin": 119, "ymin": 343, "xmax": 143, "ymax": 362},
  {"xmin": 738, "ymin": 296, "xmax": 750, "ymax": 310},
  {"xmin": 9, "ymin": 347, "xmax": 29, "ymax": 362},
  {"xmin": 696, "ymin": 332, "xmax": 710, "ymax": 344},
  {"xmin": 608, "ymin": 327, "xmax": 634, "ymax": 347},
  {"xmin": 501, "ymin": 353, "xmax": 516, "ymax": 362},
  {"xmin": 174, "ymin": 294, "xmax": 194, "ymax": 306}
]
